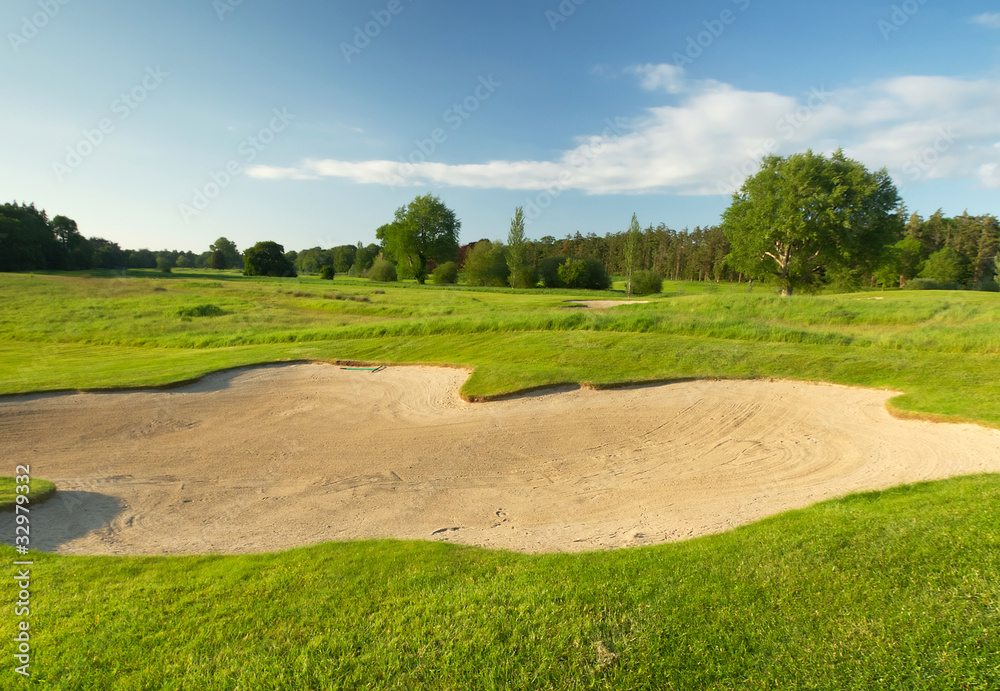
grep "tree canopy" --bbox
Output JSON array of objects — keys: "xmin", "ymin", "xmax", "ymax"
[
  {"xmin": 376, "ymin": 194, "xmax": 460, "ymax": 284},
  {"xmin": 243, "ymin": 241, "xmax": 297, "ymax": 277},
  {"xmin": 722, "ymin": 149, "xmax": 902, "ymax": 295}
]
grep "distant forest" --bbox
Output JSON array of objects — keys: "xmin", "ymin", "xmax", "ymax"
[{"xmin": 2, "ymin": 200, "xmax": 997, "ymax": 291}]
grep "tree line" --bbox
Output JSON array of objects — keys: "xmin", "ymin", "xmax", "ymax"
[{"xmin": 4, "ymin": 155, "xmax": 998, "ymax": 293}]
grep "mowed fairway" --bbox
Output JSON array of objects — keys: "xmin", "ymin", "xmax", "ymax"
[{"xmin": 2, "ymin": 270, "xmax": 1000, "ymax": 688}]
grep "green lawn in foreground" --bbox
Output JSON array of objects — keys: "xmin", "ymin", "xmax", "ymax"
[{"xmin": 2, "ymin": 270, "xmax": 1000, "ymax": 688}]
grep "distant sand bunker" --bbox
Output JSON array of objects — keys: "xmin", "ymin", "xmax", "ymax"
[{"xmin": 3, "ymin": 363, "xmax": 1000, "ymax": 555}]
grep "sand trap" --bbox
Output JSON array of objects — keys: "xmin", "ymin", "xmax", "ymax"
[
  {"xmin": 2, "ymin": 363, "xmax": 1000, "ymax": 555},
  {"xmin": 566, "ymin": 300, "xmax": 650, "ymax": 308}
]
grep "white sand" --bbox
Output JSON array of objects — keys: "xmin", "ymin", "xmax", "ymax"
[{"xmin": 2, "ymin": 363, "xmax": 999, "ymax": 555}]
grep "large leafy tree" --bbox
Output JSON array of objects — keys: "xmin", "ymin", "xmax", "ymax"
[
  {"xmin": 377, "ymin": 193, "xmax": 460, "ymax": 284},
  {"xmin": 243, "ymin": 241, "xmax": 297, "ymax": 277},
  {"xmin": 722, "ymin": 149, "xmax": 901, "ymax": 295}
]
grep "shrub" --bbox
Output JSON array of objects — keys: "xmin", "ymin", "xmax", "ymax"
[
  {"xmin": 462, "ymin": 241, "xmax": 510, "ymax": 287},
  {"xmin": 155, "ymin": 256, "xmax": 173, "ymax": 273},
  {"xmin": 319, "ymin": 265, "xmax": 336, "ymax": 280},
  {"xmin": 539, "ymin": 255, "xmax": 568, "ymax": 288},
  {"xmin": 432, "ymin": 261, "xmax": 458, "ymax": 285},
  {"xmin": 368, "ymin": 258, "xmax": 398, "ymax": 283},
  {"xmin": 177, "ymin": 304, "xmax": 225, "ymax": 317},
  {"xmin": 557, "ymin": 257, "xmax": 611, "ymax": 290},
  {"xmin": 903, "ymin": 278, "xmax": 961, "ymax": 291},
  {"xmin": 631, "ymin": 270, "xmax": 664, "ymax": 296}
]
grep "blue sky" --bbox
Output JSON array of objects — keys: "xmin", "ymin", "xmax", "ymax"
[{"xmin": 2, "ymin": 0, "xmax": 999, "ymax": 254}]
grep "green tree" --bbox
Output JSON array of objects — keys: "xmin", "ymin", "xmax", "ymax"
[
  {"xmin": 210, "ymin": 237, "xmax": 242, "ymax": 269},
  {"xmin": 920, "ymin": 247, "xmax": 966, "ymax": 286},
  {"xmin": 376, "ymin": 193, "xmax": 460, "ymax": 284},
  {"xmin": 722, "ymin": 149, "xmax": 901, "ymax": 296},
  {"xmin": 210, "ymin": 249, "xmax": 227, "ymax": 270},
  {"xmin": 623, "ymin": 213, "xmax": 642, "ymax": 297},
  {"xmin": 243, "ymin": 241, "xmax": 297, "ymax": 277},
  {"xmin": 895, "ymin": 236, "xmax": 924, "ymax": 286},
  {"xmin": 331, "ymin": 245, "xmax": 357, "ymax": 273},
  {"xmin": 506, "ymin": 207, "xmax": 532, "ymax": 288},
  {"xmin": 463, "ymin": 240, "xmax": 510, "ymax": 287}
]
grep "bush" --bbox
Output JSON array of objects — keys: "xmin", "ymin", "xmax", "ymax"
[
  {"xmin": 432, "ymin": 261, "xmax": 458, "ymax": 285},
  {"xmin": 631, "ymin": 270, "xmax": 664, "ymax": 296},
  {"xmin": 462, "ymin": 241, "xmax": 510, "ymax": 287},
  {"xmin": 539, "ymin": 256, "xmax": 568, "ymax": 288},
  {"xmin": 556, "ymin": 257, "xmax": 611, "ymax": 290},
  {"xmin": 368, "ymin": 258, "xmax": 398, "ymax": 283},
  {"xmin": 155, "ymin": 256, "xmax": 173, "ymax": 273},
  {"xmin": 319, "ymin": 265, "xmax": 335, "ymax": 280},
  {"xmin": 903, "ymin": 278, "xmax": 961, "ymax": 291},
  {"xmin": 177, "ymin": 304, "xmax": 225, "ymax": 318}
]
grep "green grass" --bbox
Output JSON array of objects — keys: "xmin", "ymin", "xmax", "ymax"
[
  {"xmin": 3, "ymin": 269, "xmax": 1000, "ymax": 688},
  {"xmin": 0, "ymin": 476, "xmax": 56, "ymax": 511},
  {"xmin": 3, "ymin": 476, "xmax": 999, "ymax": 689}
]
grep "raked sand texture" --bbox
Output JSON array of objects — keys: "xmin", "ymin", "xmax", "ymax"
[{"xmin": 3, "ymin": 363, "xmax": 1000, "ymax": 555}]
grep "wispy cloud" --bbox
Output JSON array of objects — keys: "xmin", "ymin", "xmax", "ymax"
[
  {"xmin": 972, "ymin": 12, "xmax": 1000, "ymax": 28},
  {"xmin": 248, "ymin": 66, "xmax": 1000, "ymax": 195}
]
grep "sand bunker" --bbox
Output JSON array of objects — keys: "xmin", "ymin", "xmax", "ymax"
[{"xmin": 3, "ymin": 363, "xmax": 1000, "ymax": 555}]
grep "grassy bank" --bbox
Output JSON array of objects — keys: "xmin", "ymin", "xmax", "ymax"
[{"xmin": 2, "ymin": 271, "xmax": 999, "ymax": 425}]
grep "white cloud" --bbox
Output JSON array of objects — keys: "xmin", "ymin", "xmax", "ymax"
[
  {"xmin": 248, "ymin": 66, "xmax": 1000, "ymax": 195},
  {"xmin": 972, "ymin": 12, "xmax": 1000, "ymax": 28},
  {"xmin": 628, "ymin": 63, "xmax": 687, "ymax": 94}
]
